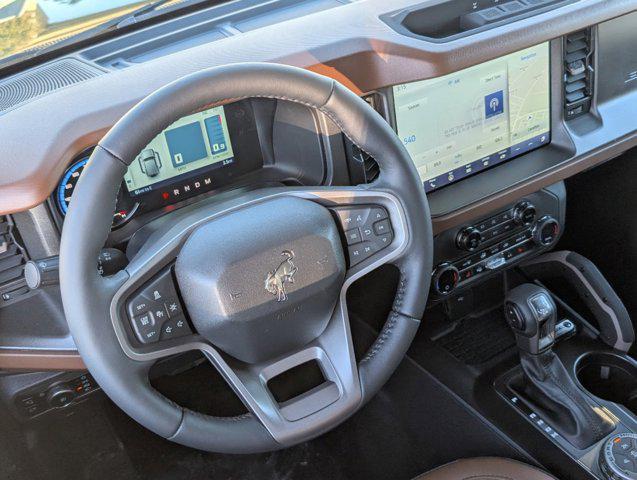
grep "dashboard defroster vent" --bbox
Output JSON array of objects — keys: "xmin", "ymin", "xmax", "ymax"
[
  {"xmin": 0, "ymin": 216, "xmax": 28, "ymax": 302},
  {"xmin": 0, "ymin": 58, "xmax": 104, "ymax": 114},
  {"xmin": 563, "ymin": 29, "xmax": 595, "ymax": 120}
]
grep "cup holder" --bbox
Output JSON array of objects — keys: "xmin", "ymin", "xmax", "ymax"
[{"xmin": 576, "ymin": 352, "xmax": 637, "ymax": 415}]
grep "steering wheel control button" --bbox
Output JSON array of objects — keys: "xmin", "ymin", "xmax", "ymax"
[
  {"xmin": 126, "ymin": 266, "xmax": 189, "ymax": 344},
  {"xmin": 160, "ymin": 316, "xmax": 192, "ymax": 340},
  {"xmin": 131, "ymin": 312, "xmax": 160, "ymax": 344},
  {"xmin": 333, "ymin": 205, "xmax": 392, "ymax": 267},
  {"xmin": 600, "ymin": 433, "xmax": 637, "ymax": 480},
  {"xmin": 345, "ymin": 228, "xmax": 362, "ymax": 245},
  {"xmin": 373, "ymin": 219, "xmax": 391, "ymax": 235}
]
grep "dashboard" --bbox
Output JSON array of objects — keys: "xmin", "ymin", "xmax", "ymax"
[{"xmin": 1, "ymin": 0, "xmax": 637, "ymax": 375}]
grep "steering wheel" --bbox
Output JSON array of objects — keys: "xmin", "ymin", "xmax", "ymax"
[{"xmin": 59, "ymin": 63, "xmax": 433, "ymax": 453}]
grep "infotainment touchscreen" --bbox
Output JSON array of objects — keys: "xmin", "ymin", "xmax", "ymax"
[
  {"xmin": 124, "ymin": 105, "xmax": 235, "ymax": 197},
  {"xmin": 392, "ymin": 42, "xmax": 550, "ymax": 193}
]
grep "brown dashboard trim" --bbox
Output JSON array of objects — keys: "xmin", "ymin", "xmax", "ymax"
[
  {"xmin": 1, "ymin": 0, "xmax": 636, "ymax": 215},
  {"xmin": 0, "ymin": 349, "xmax": 85, "ymax": 371}
]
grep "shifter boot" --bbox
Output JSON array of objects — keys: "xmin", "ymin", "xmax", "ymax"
[{"xmin": 518, "ymin": 349, "xmax": 615, "ymax": 449}]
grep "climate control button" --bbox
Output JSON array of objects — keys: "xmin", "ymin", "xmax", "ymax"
[{"xmin": 433, "ymin": 263, "xmax": 460, "ymax": 295}]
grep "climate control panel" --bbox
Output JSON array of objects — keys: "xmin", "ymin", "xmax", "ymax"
[{"xmin": 432, "ymin": 186, "xmax": 565, "ymax": 297}]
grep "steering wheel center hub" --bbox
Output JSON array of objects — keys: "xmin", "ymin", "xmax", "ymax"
[{"xmin": 175, "ymin": 196, "xmax": 346, "ymax": 363}]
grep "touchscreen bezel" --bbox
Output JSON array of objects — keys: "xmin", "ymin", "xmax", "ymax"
[{"xmin": 387, "ymin": 43, "xmax": 552, "ymax": 194}]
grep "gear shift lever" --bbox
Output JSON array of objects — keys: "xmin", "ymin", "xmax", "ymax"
[
  {"xmin": 504, "ymin": 284, "xmax": 615, "ymax": 449},
  {"xmin": 504, "ymin": 283, "xmax": 556, "ymax": 354}
]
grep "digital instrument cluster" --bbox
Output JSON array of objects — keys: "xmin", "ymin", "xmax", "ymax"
[{"xmin": 54, "ymin": 100, "xmax": 263, "ymax": 228}]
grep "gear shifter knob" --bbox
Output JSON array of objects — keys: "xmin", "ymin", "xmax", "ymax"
[{"xmin": 504, "ymin": 284, "xmax": 557, "ymax": 354}]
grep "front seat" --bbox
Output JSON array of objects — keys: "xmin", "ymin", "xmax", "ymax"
[{"xmin": 415, "ymin": 457, "xmax": 557, "ymax": 480}]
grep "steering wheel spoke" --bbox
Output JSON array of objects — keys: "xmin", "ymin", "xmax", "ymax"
[{"xmin": 198, "ymin": 293, "xmax": 360, "ymax": 447}]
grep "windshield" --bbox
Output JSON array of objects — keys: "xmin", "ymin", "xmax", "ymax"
[{"xmin": 0, "ymin": 0, "xmax": 186, "ymax": 67}]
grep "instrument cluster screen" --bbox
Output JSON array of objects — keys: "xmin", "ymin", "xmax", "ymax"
[
  {"xmin": 125, "ymin": 106, "xmax": 235, "ymax": 197},
  {"xmin": 392, "ymin": 42, "xmax": 551, "ymax": 192}
]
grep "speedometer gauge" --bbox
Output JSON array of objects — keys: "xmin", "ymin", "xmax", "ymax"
[{"xmin": 56, "ymin": 157, "xmax": 137, "ymax": 228}]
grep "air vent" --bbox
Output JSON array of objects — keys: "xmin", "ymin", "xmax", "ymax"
[
  {"xmin": 563, "ymin": 28, "xmax": 595, "ymax": 120},
  {"xmin": 0, "ymin": 58, "xmax": 104, "ymax": 114},
  {"xmin": 0, "ymin": 216, "xmax": 28, "ymax": 302}
]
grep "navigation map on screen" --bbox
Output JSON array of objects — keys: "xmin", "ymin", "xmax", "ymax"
[{"xmin": 393, "ymin": 43, "xmax": 551, "ymax": 192}]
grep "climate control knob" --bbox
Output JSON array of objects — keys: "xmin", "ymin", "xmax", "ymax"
[
  {"xmin": 432, "ymin": 263, "xmax": 460, "ymax": 296},
  {"xmin": 513, "ymin": 201, "xmax": 537, "ymax": 226},
  {"xmin": 533, "ymin": 216, "xmax": 560, "ymax": 246},
  {"xmin": 456, "ymin": 227, "xmax": 482, "ymax": 251}
]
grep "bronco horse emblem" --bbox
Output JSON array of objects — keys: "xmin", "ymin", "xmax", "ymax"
[{"xmin": 264, "ymin": 250, "xmax": 298, "ymax": 302}]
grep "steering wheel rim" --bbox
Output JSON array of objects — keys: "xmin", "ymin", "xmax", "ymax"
[{"xmin": 59, "ymin": 63, "xmax": 433, "ymax": 453}]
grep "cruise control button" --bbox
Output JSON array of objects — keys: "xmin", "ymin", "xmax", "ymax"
[
  {"xmin": 373, "ymin": 219, "xmax": 391, "ymax": 235},
  {"xmin": 141, "ymin": 269, "xmax": 178, "ymax": 304},
  {"xmin": 160, "ymin": 316, "xmax": 192, "ymax": 340},
  {"xmin": 345, "ymin": 228, "xmax": 362, "ymax": 245},
  {"xmin": 131, "ymin": 312, "xmax": 159, "ymax": 344},
  {"xmin": 164, "ymin": 298, "xmax": 183, "ymax": 318},
  {"xmin": 128, "ymin": 297, "xmax": 151, "ymax": 316}
]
